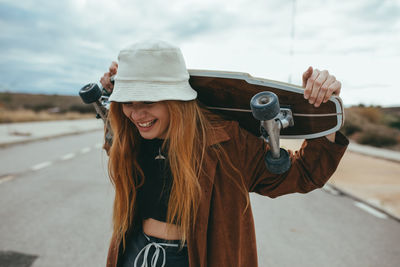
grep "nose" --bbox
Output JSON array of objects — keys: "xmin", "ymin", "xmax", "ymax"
[
  {"xmin": 128, "ymin": 106, "xmax": 146, "ymax": 121},
  {"xmin": 125, "ymin": 102, "xmax": 151, "ymax": 121}
]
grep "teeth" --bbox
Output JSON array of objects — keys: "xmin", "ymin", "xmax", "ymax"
[{"xmin": 138, "ymin": 120, "xmax": 155, "ymax": 128}]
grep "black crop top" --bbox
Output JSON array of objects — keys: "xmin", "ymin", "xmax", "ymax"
[{"xmin": 136, "ymin": 138, "xmax": 172, "ymax": 222}]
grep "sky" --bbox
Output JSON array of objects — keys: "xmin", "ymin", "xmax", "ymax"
[{"xmin": 0, "ymin": 0, "xmax": 399, "ymax": 107}]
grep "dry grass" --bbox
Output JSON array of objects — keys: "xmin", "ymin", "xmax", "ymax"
[
  {"xmin": 0, "ymin": 108, "xmax": 93, "ymax": 123},
  {"xmin": 0, "ymin": 92, "xmax": 95, "ymax": 123},
  {"xmin": 342, "ymin": 106, "xmax": 400, "ymax": 150},
  {"xmin": 350, "ymin": 106, "xmax": 383, "ymax": 123}
]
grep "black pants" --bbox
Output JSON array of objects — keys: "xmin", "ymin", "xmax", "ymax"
[{"xmin": 119, "ymin": 230, "xmax": 189, "ymax": 267}]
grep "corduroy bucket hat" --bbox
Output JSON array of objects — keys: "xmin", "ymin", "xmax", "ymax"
[{"xmin": 109, "ymin": 40, "xmax": 197, "ymax": 102}]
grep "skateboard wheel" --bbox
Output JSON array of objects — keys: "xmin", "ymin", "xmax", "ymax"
[
  {"xmin": 79, "ymin": 83, "xmax": 102, "ymax": 104},
  {"xmin": 265, "ymin": 148, "xmax": 291, "ymax": 174},
  {"xmin": 250, "ymin": 92, "xmax": 280, "ymax": 121}
]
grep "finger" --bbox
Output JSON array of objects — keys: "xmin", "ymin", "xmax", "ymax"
[
  {"xmin": 109, "ymin": 61, "xmax": 118, "ymax": 75},
  {"xmin": 314, "ymin": 75, "xmax": 336, "ymax": 107},
  {"xmin": 302, "ymin": 66, "xmax": 313, "ymax": 88},
  {"xmin": 100, "ymin": 72, "xmax": 109, "ymax": 88},
  {"xmin": 100, "ymin": 73, "xmax": 114, "ymax": 91},
  {"xmin": 304, "ymin": 69, "xmax": 320, "ymax": 100},
  {"xmin": 321, "ymin": 76, "xmax": 338, "ymax": 103},
  {"xmin": 309, "ymin": 70, "xmax": 329, "ymax": 105},
  {"xmin": 324, "ymin": 81, "xmax": 341, "ymax": 102},
  {"xmin": 104, "ymin": 83, "xmax": 113, "ymax": 92}
]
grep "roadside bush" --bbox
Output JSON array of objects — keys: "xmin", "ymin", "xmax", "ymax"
[
  {"xmin": 24, "ymin": 103, "xmax": 55, "ymax": 112},
  {"xmin": 389, "ymin": 120, "xmax": 400, "ymax": 130},
  {"xmin": 341, "ymin": 121, "xmax": 362, "ymax": 136},
  {"xmin": 358, "ymin": 131, "xmax": 398, "ymax": 147},
  {"xmin": 0, "ymin": 93, "xmax": 12, "ymax": 103},
  {"xmin": 69, "ymin": 104, "xmax": 95, "ymax": 114},
  {"xmin": 355, "ymin": 107, "xmax": 383, "ymax": 124}
]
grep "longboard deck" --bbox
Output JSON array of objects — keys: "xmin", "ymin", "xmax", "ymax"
[{"xmin": 188, "ymin": 70, "xmax": 344, "ymax": 139}]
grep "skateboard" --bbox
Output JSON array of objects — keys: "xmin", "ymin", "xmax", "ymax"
[
  {"xmin": 79, "ymin": 70, "xmax": 344, "ymax": 174},
  {"xmin": 188, "ymin": 70, "xmax": 344, "ymax": 139}
]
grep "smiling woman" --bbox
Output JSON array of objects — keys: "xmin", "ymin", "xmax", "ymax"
[
  {"xmin": 121, "ymin": 101, "xmax": 170, "ymax": 140},
  {"xmin": 101, "ymin": 40, "xmax": 348, "ymax": 267}
]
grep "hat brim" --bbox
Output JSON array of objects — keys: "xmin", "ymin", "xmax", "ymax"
[{"xmin": 109, "ymin": 80, "xmax": 198, "ymax": 102}]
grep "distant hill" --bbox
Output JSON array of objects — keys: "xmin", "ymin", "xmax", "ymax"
[
  {"xmin": 0, "ymin": 92, "xmax": 94, "ymax": 123},
  {"xmin": 0, "ymin": 92, "xmax": 91, "ymax": 112}
]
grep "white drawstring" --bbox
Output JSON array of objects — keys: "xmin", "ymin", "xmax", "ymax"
[{"xmin": 133, "ymin": 233, "xmax": 182, "ymax": 267}]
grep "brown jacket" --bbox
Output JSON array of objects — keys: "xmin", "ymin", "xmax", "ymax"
[{"xmin": 106, "ymin": 120, "xmax": 348, "ymax": 267}]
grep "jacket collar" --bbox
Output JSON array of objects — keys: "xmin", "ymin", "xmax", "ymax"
[{"xmin": 206, "ymin": 123, "xmax": 231, "ymax": 147}]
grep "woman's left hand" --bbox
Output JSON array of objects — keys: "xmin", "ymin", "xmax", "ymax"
[
  {"xmin": 302, "ymin": 66, "xmax": 342, "ymax": 142},
  {"xmin": 302, "ymin": 66, "xmax": 341, "ymax": 108}
]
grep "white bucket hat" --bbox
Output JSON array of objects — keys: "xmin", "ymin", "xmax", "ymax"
[{"xmin": 109, "ymin": 40, "xmax": 197, "ymax": 102}]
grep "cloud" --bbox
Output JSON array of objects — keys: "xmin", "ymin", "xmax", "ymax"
[{"xmin": 0, "ymin": 0, "xmax": 399, "ymax": 106}]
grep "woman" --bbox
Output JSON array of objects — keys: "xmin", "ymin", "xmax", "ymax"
[{"xmin": 100, "ymin": 40, "xmax": 348, "ymax": 267}]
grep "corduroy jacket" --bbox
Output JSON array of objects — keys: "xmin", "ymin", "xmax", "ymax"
[{"xmin": 106, "ymin": 120, "xmax": 348, "ymax": 267}]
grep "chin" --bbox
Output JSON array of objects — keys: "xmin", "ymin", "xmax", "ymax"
[
  {"xmin": 139, "ymin": 131, "xmax": 162, "ymax": 140},
  {"xmin": 140, "ymin": 134, "xmax": 157, "ymax": 140}
]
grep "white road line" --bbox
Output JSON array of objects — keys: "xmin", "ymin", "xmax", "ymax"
[
  {"xmin": 61, "ymin": 153, "xmax": 76, "ymax": 160},
  {"xmin": 80, "ymin": 147, "xmax": 91, "ymax": 154},
  {"xmin": 0, "ymin": 175, "xmax": 14, "ymax": 185},
  {"xmin": 31, "ymin": 161, "xmax": 52, "ymax": 171},
  {"xmin": 354, "ymin": 201, "xmax": 388, "ymax": 219}
]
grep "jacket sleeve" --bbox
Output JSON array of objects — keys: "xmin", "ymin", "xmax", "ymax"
[{"xmin": 233, "ymin": 123, "xmax": 349, "ymax": 198}]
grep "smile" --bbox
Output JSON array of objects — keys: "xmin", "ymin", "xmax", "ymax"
[{"xmin": 137, "ymin": 119, "xmax": 157, "ymax": 128}]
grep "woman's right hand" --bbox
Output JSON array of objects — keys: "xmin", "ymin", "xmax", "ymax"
[{"xmin": 100, "ymin": 61, "xmax": 118, "ymax": 93}]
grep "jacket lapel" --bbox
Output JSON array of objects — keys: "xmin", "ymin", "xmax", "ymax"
[{"xmin": 187, "ymin": 124, "xmax": 230, "ymax": 266}]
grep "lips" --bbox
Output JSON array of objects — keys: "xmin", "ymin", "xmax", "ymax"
[{"xmin": 137, "ymin": 119, "xmax": 157, "ymax": 128}]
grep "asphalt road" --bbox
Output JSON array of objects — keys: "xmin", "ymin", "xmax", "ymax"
[{"xmin": 0, "ymin": 131, "xmax": 399, "ymax": 267}]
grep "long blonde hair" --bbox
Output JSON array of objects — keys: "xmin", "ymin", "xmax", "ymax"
[{"xmin": 107, "ymin": 100, "xmax": 249, "ymax": 248}]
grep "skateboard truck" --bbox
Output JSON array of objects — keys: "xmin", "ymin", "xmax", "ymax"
[
  {"xmin": 79, "ymin": 82, "xmax": 113, "ymax": 146},
  {"xmin": 250, "ymin": 92, "xmax": 293, "ymax": 174}
]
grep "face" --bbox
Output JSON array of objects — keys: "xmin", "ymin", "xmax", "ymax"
[{"xmin": 122, "ymin": 101, "xmax": 170, "ymax": 139}]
